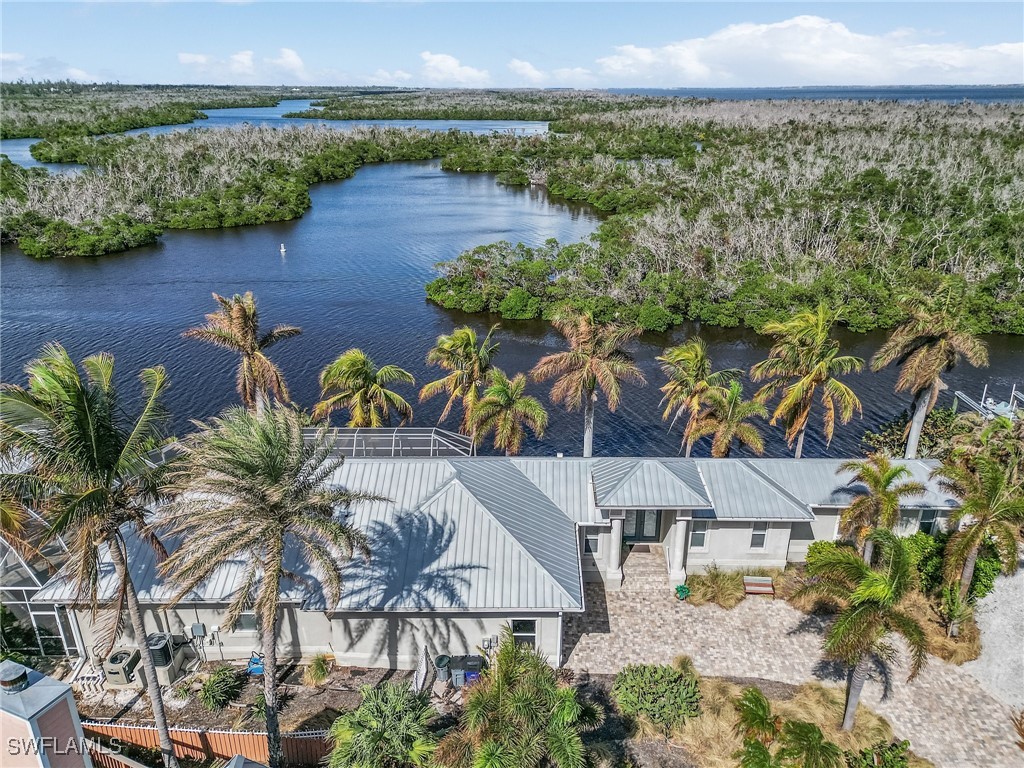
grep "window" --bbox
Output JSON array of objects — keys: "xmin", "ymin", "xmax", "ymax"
[
  {"xmin": 750, "ymin": 522, "xmax": 768, "ymax": 549},
  {"xmin": 235, "ymin": 612, "xmax": 258, "ymax": 632},
  {"xmin": 510, "ymin": 619, "xmax": 536, "ymax": 648},
  {"xmin": 584, "ymin": 535, "xmax": 601, "ymax": 556},
  {"xmin": 689, "ymin": 521, "xmax": 709, "ymax": 550},
  {"xmin": 918, "ymin": 509, "xmax": 937, "ymax": 535}
]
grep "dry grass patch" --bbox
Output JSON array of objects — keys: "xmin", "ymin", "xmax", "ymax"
[
  {"xmin": 685, "ymin": 565, "xmax": 745, "ymax": 609},
  {"xmin": 901, "ymin": 591, "xmax": 981, "ymax": 665},
  {"xmin": 669, "ymin": 680, "xmax": 934, "ymax": 768}
]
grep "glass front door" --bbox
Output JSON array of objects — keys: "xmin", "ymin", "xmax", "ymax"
[{"xmin": 623, "ymin": 509, "xmax": 661, "ymax": 542}]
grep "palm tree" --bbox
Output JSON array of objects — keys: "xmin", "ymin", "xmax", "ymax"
[
  {"xmin": 433, "ymin": 627, "xmax": 603, "ymax": 768},
  {"xmin": 420, "ymin": 325, "xmax": 500, "ymax": 441},
  {"xmin": 327, "ymin": 681, "xmax": 436, "ymax": 768},
  {"xmin": 837, "ymin": 454, "xmax": 926, "ymax": 564},
  {"xmin": 183, "ymin": 292, "xmax": 301, "ymax": 412},
  {"xmin": 687, "ymin": 381, "xmax": 768, "ymax": 458},
  {"xmin": 934, "ymin": 458, "xmax": 1024, "ymax": 602},
  {"xmin": 734, "ymin": 687, "xmax": 781, "ymax": 746},
  {"xmin": 750, "ymin": 304, "xmax": 863, "ymax": 458},
  {"xmin": 776, "ymin": 721, "xmax": 844, "ymax": 768},
  {"xmin": 313, "ymin": 349, "xmax": 415, "ymax": 427},
  {"xmin": 531, "ymin": 308, "xmax": 645, "ymax": 458},
  {"xmin": 798, "ymin": 530, "xmax": 927, "ymax": 731},
  {"xmin": 0, "ymin": 344, "xmax": 180, "ymax": 768},
  {"xmin": 156, "ymin": 405, "xmax": 375, "ymax": 768},
  {"xmin": 657, "ymin": 339, "xmax": 742, "ymax": 457},
  {"xmin": 468, "ymin": 370, "xmax": 548, "ymax": 456},
  {"xmin": 870, "ymin": 290, "xmax": 988, "ymax": 459}
]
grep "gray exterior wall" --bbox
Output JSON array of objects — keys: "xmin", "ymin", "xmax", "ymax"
[
  {"xmin": 72, "ymin": 605, "xmax": 563, "ymax": 669},
  {"xmin": 683, "ymin": 520, "xmax": 792, "ymax": 572},
  {"xmin": 72, "ymin": 604, "xmax": 332, "ymax": 665},
  {"xmin": 329, "ymin": 613, "xmax": 563, "ymax": 669},
  {"xmin": 787, "ymin": 509, "xmax": 840, "ymax": 562}
]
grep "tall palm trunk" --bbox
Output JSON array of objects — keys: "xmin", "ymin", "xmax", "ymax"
[
  {"xmin": 582, "ymin": 388, "xmax": 596, "ymax": 458},
  {"xmin": 862, "ymin": 537, "xmax": 875, "ymax": 565},
  {"xmin": 683, "ymin": 439, "xmax": 693, "ymax": 458},
  {"xmin": 904, "ymin": 382, "xmax": 938, "ymax": 459},
  {"xmin": 842, "ymin": 656, "xmax": 869, "ymax": 732},
  {"xmin": 794, "ymin": 427, "xmax": 806, "ymax": 459},
  {"xmin": 948, "ymin": 543, "xmax": 980, "ymax": 638},
  {"xmin": 261, "ymin": 615, "xmax": 283, "ymax": 768},
  {"xmin": 106, "ymin": 539, "xmax": 180, "ymax": 768}
]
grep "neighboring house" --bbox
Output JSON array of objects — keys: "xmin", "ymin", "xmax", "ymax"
[{"xmin": 30, "ymin": 439, "xmax": 956, "ymax": 672}]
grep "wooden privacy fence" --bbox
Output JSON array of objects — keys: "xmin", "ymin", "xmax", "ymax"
[{"xmin": 82, "ymin": 721, "xmax": 329, "ymax": 766}]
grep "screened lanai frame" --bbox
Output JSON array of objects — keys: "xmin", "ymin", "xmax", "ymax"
[{"xmin": 0, "ymin": 511, "xmax": 84, "ymax": 659}]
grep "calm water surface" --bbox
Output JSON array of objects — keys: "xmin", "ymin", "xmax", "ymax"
[{"xmin": 2, "ymin": 104, "xmax": 1020, "ymax": 457}]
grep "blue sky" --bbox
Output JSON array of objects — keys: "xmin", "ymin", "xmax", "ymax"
[{"xmin": 2, "ymin": 2, "xmax": 1022, "ymax": 87}]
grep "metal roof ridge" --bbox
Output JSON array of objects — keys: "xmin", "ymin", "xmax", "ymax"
[
  {"xmin": 737, "ymin": 460, "xmax": 815, "ymax": 519},
  {"xmin": 446, "ymin": 466, "xmax": 581, "ymax": 608},
  {"xmin": 593, "ymin": 457, "xmax": 643, "ymax": 502}
]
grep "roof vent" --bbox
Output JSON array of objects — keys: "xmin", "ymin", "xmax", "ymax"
[{"xmin": 0, "ymin": 660, "xmax": 30, "ymax": 694}]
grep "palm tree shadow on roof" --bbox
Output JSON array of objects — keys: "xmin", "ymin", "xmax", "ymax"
[{"xmin": 331, "ymin": 512, "xmax": 486, "ymax": 668}]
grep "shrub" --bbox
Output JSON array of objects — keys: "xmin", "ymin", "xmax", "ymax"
[
  {"xmin": 612, "ymin": 663, "xmax": 701, "ymax": 736},
  {"xmin": 845, "ymin": 740, "xmax": 912, "ymax": 768},
  {"xmin": 302, "ymin": 653, "xmax": 332, "ymax": 687},
  {"xmin": 328, "ymin": 682, "xmax": 436, "ymax": 768},
  {"xmin": 498, "ymin": 287, "xmax": 542, "ymax": 320},
  {"xmin": 905, "ymin": 531, "xmax": 1003, "ymax": 601},
  {"xmin": 806, "ymin": 540, "xmax": 847, "ymax": 568},
  {"xmin": 685, "ymin": 564, "xmax": 745, "ymax": 609},
  {"xmin": 199, "ymin": 665, "xmax": 244, "ymax": 711}
]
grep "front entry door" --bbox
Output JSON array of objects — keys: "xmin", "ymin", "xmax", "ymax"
[{"xmin": 623, "ymin": 509, "xmax": 661, "ymax": 542}]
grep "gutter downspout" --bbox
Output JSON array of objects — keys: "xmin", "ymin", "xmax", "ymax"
[{"xmin": 555, "ymin": 611, "xmax": 564, "ymax": 668}]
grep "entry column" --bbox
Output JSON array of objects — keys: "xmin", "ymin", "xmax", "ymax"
[
  {"xmin": 669, "ymin": 517, "xmax": 688, "ymax": 584},
  {"xmin": 607, "ymin": 517, "xmax": 623, "ymax": 589}
]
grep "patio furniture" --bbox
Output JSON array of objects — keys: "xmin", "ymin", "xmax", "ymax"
[{"xmin": 743, "ymin": 575, "xmax": 775, "ymax": 599}]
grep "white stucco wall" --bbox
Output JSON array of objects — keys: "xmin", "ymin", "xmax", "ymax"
[
  {"xmin": 684, "ymin": 520, "xmax": 792, "ymax": 572},
  {"xmin": 72, "ymin": 606, "xmax": 565, "ymax": 670},
  {"xmin": 580, "ymin": 525, "xmax": 613, "ymax": 582},
  {"xmin": 787, "ymin": 509, "xmax": 840, "ymax": 562},
  {"xmin": 72, "ymin": 604, "xmax": 333, "ymax": 664},
  {"xmin": 329, "ymin": 613, "xmax": 563, "ymax": 669}
]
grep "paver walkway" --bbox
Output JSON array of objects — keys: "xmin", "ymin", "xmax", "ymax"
[{"xmin": 563, "ymin": 579, "xmax": 1022, "ymax": 768}]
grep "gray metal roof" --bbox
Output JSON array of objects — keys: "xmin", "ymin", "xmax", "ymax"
[
  {"xmin": 593, "ymin": 459, "xmax": 710, "ymax": 508},
  {"xmin": 747, "ymin": 459, "xmax": 957, "ymax": 509},
  {"xmin": 35, "ymin": 457, "xmax": 584, "ymax": 613},
  {"xmin": 694, "ymin": 460, "xmax": 813, "ymax": 520},
  {"xmin": 512, "ymin": 457, "xmax": 595, "ymax": 524}
]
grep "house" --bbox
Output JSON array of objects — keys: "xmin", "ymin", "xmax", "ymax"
[{"xmin": 29, "ymin": 440, "xmax": 956, "ymax": 672}]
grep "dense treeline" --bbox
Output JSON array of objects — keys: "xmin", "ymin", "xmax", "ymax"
[
  {"xmin": 284, "ymin": 88, "xmax": 656, "ymax": 121},
  {"xmin": 0, "ymin": 82, "xmax": 404, "ymax": 139},
  {"xmin": 423, "ymin": 98, "xmax": 1024, "ymax": 334},
  {"xmin": 3, "ymin": 89, "xmax": 1023, "ymax": 333},
  {"xmin": 0, "ymin": 125, "xmax": 481, "ymax": 257}
]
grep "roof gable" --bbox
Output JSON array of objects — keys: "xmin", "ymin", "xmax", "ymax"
[{"xmin": 593, "ymin": 459, "xmax": 709, "ymax": 508}]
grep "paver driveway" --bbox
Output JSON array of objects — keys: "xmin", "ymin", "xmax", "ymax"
[{"xmin": 563, "ymin": 581, "xmax": 1022, "ymax": 768}]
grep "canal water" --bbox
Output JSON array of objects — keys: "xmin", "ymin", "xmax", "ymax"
[{"xmin": 2, "ymin": 103, "xmax": 1020, "ymax": 457}]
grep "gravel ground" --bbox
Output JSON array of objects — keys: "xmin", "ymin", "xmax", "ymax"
[{"xmin": 962, "ymin": 557, "xmax": 1024, "ymax": 710}]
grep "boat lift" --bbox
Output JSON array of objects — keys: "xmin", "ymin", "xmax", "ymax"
[{"xmin": 953, "ymin": 383, "xmax": 1022, "ymax": 421}]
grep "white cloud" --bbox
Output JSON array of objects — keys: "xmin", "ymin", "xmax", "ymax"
[
  {"xmin": 508, "ymin": 58, "xmax": 546, "ymax": 85},
  {"xmin": 266, "ymin": 48, "xmax": 308, "ymax": 81},
  {"xmin": 177, "ymin": 53, "xmax": 209, "ymax": 66},
  {"xmin": 229, "ymin": 50, "xmax": 255, "ymax": 76},
  {"xmin": 595, "ymin": 15, "xmax": 1024, "ymax": 86},
  {"xmin": 420, "ymin": 51, "xmax": 490, "ymax": 86},
  {"xmin": 0, "ymin": 55, "xmax": 101, "ymax": 82}
]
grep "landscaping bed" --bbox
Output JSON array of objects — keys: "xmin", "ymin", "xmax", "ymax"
[{"xmin": 76, "ymin": 661, "xmax": 412, "ymax": 733}]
